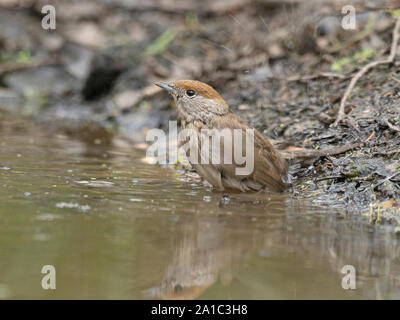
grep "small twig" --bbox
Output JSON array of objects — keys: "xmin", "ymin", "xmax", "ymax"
[
  {"xmin": 280, "ymin": 141, "xmax": 362, "ymax": 161},
  {"xmin": 345, "ymin": 116, "xmax": 361, "ymax": 133},
  {"xmin": 365, "ymin": 132, "xmax": 375, "ymax": 142},
  {"xmin": 372, "ymin": 149, "xmax": 400, "ymax": 157},
  {"xmin": 391, "ymin": 72, "xmax": 400, "ymax": 83},
  {"xmin": 272, "ymin": 72, "xmax": 346, "ymax": 82},
  {"xmin": 373, "ymin": 172, "xmax": 400, "ymax": 190},
  {"xmin": 350, "ymin": 173, "xmax": 375, "ymax": 182},
  {"xmin": 0, "ymin": 57, "xmax": 56, "ymax": 75},
  {"xmin": 332, "ymin": 18, "xmax": 400, "ymax": 127},
  {"xmin": 315, "ymin": 175, "xmax": 342, "ymax": 182},
  {"xmin": 386, "ymin": 120, "xmax": 400, "ymax": 132}
]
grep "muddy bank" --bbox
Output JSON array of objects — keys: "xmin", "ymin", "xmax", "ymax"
[{"xmin": 0, "ymin": 0, "xmax": 399, "ymax": 222}]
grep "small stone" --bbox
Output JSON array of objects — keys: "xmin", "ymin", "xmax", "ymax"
[{"xmin": 219, "ymin": 194, "xmax": 230, "ymax": 205}]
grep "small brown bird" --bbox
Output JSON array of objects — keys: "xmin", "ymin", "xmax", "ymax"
[{"xmin": 156, "ymin": 80, "xmax": 288, "ymax": 193}]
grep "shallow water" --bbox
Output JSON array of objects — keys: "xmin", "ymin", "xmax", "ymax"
[{"xmin": 0, "ymin": 113, "xmax": 399, "ymax": 299}]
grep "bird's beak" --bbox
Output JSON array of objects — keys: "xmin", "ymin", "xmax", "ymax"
[{"xmin": 154, "ymin": 82, "xmax": 176, "ymax": 94}]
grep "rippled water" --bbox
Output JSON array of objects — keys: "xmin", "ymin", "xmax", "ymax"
[{"xmin": 0, "ymin": 113, "xmax": 399, "ymax": 299}]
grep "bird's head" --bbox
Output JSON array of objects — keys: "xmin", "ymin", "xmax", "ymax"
[{"xmin": 155, "ymin": 80, "xmax": 229, "ymax": 122}]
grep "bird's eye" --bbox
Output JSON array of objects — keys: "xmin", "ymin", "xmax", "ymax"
[{"xmin": 185, "ymin": 89, "xmax": 196, "ymax": 97}]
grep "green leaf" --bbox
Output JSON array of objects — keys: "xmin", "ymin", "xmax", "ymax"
[
  {"xmin": 15, "ymin": 51, "xmax": 31, "ymax": 64},
  {"xmin": 389, "ymin": 9, "xmax": 400, "ymax": 18},
  {"xmin": 144, "ymin": 29, "xmax": 177, "ymax": 56}
]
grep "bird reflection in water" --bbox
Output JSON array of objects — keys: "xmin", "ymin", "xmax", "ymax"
[{"xmin": 144, "ymin": 194, "xmax": 290, "ymax": 299}]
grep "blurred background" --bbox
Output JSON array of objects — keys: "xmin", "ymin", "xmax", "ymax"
[{"xmin": 0, "ymin": 0, "xmax": 397, "ymax": 140}]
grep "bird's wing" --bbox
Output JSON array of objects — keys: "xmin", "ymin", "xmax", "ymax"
[
  {"xmin": 180, "ymin": 121, "xmax": 224, "ymax": 190},
  {"xmin": 211, "ymin": 113, "xmax": 288, "ymax": 192}
]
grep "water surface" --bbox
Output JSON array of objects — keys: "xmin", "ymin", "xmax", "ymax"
[{"xmin": 0, "ymin": 113, "xmax": 399, "ymax": 299}]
